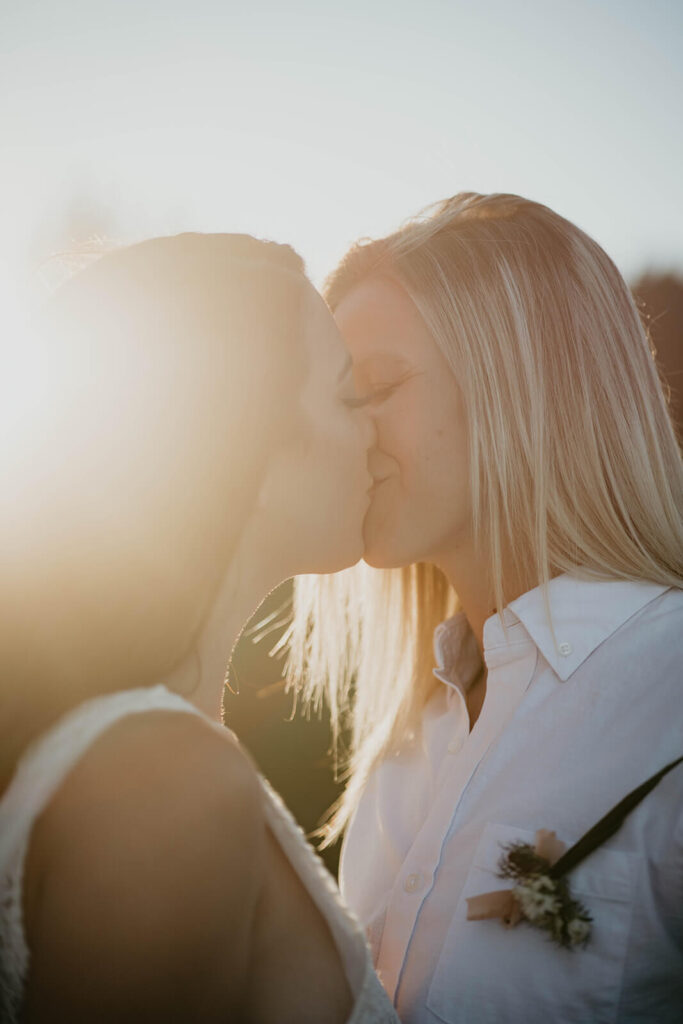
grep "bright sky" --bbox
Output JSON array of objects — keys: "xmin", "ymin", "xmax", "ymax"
[{"xmin": 1, "ymin": 0, "xmax": 682, "ymax": 302}]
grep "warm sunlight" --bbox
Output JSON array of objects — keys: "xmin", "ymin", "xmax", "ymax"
[
  {"xmin": 1, "ymin": 5, "xmax": 682, "ymax": 1020},
  {"xmin": 2, "ymin": 0, "xmax": 681, "ymax": 304}
]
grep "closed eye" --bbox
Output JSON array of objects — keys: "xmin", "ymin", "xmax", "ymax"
[{"xmin": 342, "ymin": 384, "xmax": 397, "ymax": 409}]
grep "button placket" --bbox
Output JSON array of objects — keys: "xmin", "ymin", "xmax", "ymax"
[
  {"xmin": 403, "ymin": 872, "xmax": 424, "ymax": 893},
  {"xmin": 377, "ymin": 642, "xmax": 539, "ymax": 1004}
]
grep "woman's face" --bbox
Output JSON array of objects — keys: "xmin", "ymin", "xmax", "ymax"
[
  {"xmin": 333, "ymin": 276, "xmax": 472, "ymax": 569},
  {"xmin": 257, "ymin": 284, "xmax": 375, "ymax": 574}
]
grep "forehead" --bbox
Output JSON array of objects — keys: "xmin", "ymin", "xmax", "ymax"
[
  {"xmin": 301, "ymin": 281, "xmax": 348, "ymax": 369},
  {"xmin": 333, "ymin": 277, "xmax": 433, "ymax": 365}
]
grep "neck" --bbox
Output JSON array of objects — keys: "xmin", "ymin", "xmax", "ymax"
[
  {"xmin": 435, "ymin": 535, "xmax": 535, "ymax": 655},
  {"xmin": 0, "ymin": 504, "xmax": 291, "ymax": 794}
]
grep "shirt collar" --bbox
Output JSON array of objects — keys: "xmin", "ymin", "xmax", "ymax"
[
  {"xmin": 432, "ymin": 611, "xmax": 483, "ymax": 695},
  {"xmin": 433, "ymin": 574, "xmax": 670, "ymax": 689},
  {"xmin": 487, "ymin": 574, "xmax": 670, "ymax": 681}
]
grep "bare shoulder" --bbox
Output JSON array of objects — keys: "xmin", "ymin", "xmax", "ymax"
[
  {"xmin": 24, "ymin": 707, "xmax": 265, "ymax": 1021},
  {"xmin": 50, "ymin": 705, "xmax": 262, "ymax": 816},
  {"xmin": 36, "ymin": 707, "xmax": 265, "ymax": 867}
]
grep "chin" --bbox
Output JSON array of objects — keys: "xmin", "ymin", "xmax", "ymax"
[
  {"xmin": 363, "ymin": 550, "xmax": 409, "ymax": 569},
  {"xmin": 300, "ymin": 531, "xmax": 364, "ymax": 575},
  {"xmin": 326, "ymin": 537, "xmax": 365, "ymax": 573},
  {"xmin": 362, "ymin": 505, "xmax": 441, "ymax": 569},
  {"xmin": 362, "ymin": 531, "xmax": 418, "ymax": 570},
  {"xmin": 361, "ymin": 503, "xmax": 405, "ymax": 568},
  {"xmin": 362, "ymin": 518, "xmax": 399, "ymax": 568}
]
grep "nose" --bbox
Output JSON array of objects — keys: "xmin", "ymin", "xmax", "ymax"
[{"xmin": 356, "ymin": 405, "xmax": 377, "ymax": 451}]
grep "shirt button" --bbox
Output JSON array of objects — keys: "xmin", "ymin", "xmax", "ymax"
[
  {"xmin": 558, "ymin": 641, "xmax": 572, "ymax": 656},
  {"xmin": 448, "ymin": 739, "xmax": 461, "ymax": 754},
  {"xmin": 403, "ymin": 872, "xmax": 423, "ymax": 893}
]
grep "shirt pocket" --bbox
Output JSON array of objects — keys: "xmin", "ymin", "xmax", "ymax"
[{"xmin": 425, "ymin": 821, "xmax": 639, "ymax": 1024}]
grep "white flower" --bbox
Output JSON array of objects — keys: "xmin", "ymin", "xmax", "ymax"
[
  {"xmin": 567, "ymin": 917, "xmax": 591, "ymax": 945},
  {"xmin": 514, "ymin": 876, "xmax": 561, "ymax": 923}
]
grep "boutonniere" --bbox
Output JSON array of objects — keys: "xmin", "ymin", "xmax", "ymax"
[
  {"xmin": 465, "ymin": 752, "xmax": 683, "ymax": 952},
  {"xmin": 466, "ymin": 829, "xmax": 592, "ymax": 948}
]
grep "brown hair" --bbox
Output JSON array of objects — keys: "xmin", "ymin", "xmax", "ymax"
[{"xmin": 2, "ymin": 233, "xmax": 308, "ymax": 703}]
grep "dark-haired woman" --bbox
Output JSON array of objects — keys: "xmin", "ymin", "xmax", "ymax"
[{"xmin": 0, "ymin": 234, "xmax": 398, "ymax": 1023}]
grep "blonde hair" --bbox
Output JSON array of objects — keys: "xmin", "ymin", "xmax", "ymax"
[{"xmin": 284, "ymin": 192, "xmax": 683, "ymax": 843}]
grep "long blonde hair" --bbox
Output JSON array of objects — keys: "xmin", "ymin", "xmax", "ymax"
[{"xmin": 284, "ymin": 193, "xmax": 683, "ymax": 843}]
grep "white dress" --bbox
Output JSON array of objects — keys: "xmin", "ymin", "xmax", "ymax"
[{"xmin": 0, "ymin": 685, "xmax": 399, "ymax": 1023}]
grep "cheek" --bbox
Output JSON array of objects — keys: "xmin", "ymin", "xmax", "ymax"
[
  {"xmin": 427, "ymin": 412, "xmax": 469, "ymax": 474},
  {"xmin": 374, "ymin": 390, "xmax": 442, "ymax": 484},
  {"xmin": 375, "ymin": 392, "xmax": 469, "ymax": 510}
]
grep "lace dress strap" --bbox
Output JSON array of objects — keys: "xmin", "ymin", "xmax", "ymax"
[
  {"xmin": 257, "ymin": 776, "xmax": 399, "ymax": 1024},
  {"xmin": 0, "ymin": 684, "xmax": 202, "ymax": 1023}
]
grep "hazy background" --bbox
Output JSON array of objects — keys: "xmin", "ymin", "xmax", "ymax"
[
  {"xmin": 2, "ymin": 0, "xmax": 682, "ymax": 295},
  {"xmin": 2, "ymin": 0, "xmax": 682, "ymax": 869}
]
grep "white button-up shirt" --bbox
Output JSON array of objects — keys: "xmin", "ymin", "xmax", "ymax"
[{"xmin": 340, "ymin": 575, "xmax": 683, "ymax": 1023}]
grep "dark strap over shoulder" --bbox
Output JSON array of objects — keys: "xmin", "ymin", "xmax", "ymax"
[{"xmin": 549, "ymin": 755, "xmax": 683, "ymax": 879}]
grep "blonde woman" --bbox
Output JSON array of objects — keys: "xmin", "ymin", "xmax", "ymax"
[
  {"xmin": 287, "ymin": 194, "xmax": 683, "ymax": 1023},
  {"xmin": 0, "ymin": 234, "xmax": 400, "ymax": 1023}
]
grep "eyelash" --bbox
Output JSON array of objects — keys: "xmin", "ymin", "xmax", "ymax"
[{"xmin": 342, "ymin": 384, "xmax": 396, "ymax": 409}]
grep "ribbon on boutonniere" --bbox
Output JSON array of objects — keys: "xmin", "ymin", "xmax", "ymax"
[
  {"xmin": 466, "ymin": 829, "xmax": 592, "ymax": 948},
  {"xmin": 465, "ymin": 753, "xmax": 683, "ymax": 951}
]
